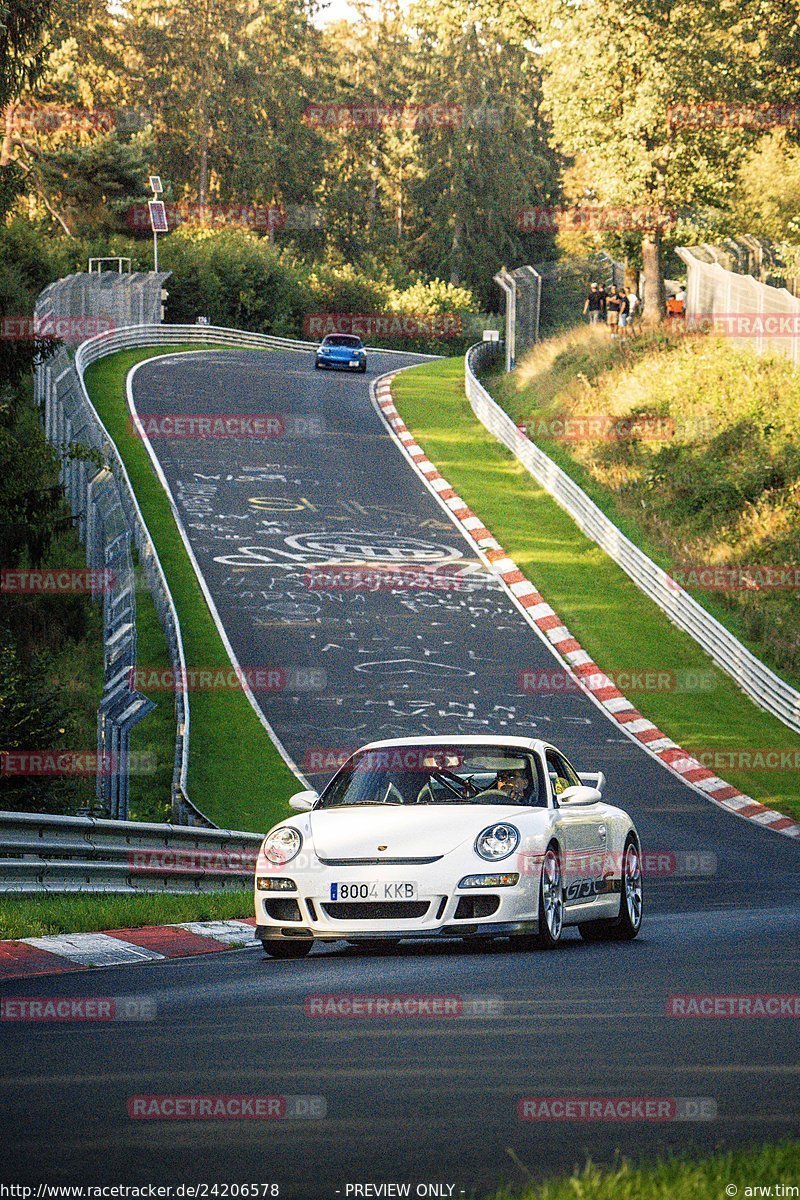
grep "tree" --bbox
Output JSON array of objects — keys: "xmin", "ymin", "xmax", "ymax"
[
  {"xmin": 403, "ymin": 0, "xmax": 559, "ymax": 296},
  {"xmin": 0, "ymin": 0, "xmax": 56, "ymax": 210},
  {"xmin": 529, "ymin": 0, "xmax": 757, "ymax": 320},
  {"xmin": 121, "ymin": 0, "xmax": 326, "ymax": 208}
]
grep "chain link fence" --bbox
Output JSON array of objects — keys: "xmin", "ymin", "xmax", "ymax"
[
  {"xmin": 32, "ymin": 272, "xmax": 207, "ymax": 826},
  {"xmin": 494, "ymin": 253, "xmax": 625, "ymax": 371},
  {"xmin": 677, "ymin": 246, "xmax": 800, "ymax": 368}
]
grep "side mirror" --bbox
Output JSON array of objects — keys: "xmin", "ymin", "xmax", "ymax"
[
  {"xmin": 558, "ymin": 785, "xmax": 602, "ymax": 807},
  {"xmin": 289, "ymin": 789, "xmax": 318, "ymax": 812},
  {"xmin": 578, "ymin": 771, "xmax": 605, "ymax": 795}
]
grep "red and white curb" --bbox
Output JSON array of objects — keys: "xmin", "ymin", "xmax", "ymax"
[
  {"xmin": 373, "ymin": 372, "xmax": 800, "ymax": 842},
  {"xmin": 0, "ymin": 919, "xmax": 258, "ymax": 982}
]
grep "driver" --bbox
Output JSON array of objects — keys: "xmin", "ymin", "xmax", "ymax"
[
  {"xmin": 494, "ymin": 767, "xmax": 530, "ymax": 803},
  {"xmin": 472, "ymin": 765, "xmax": 531, "ymax": 804}
]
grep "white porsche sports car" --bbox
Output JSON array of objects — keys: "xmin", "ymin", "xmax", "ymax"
[{"xmin": 254, "ymin": 735, "xmax": 643, "ymax": 958}]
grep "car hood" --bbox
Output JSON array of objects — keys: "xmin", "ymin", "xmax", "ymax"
[{"xmin": 307, "ymin": 804, "xmax": 525, "ymax": 860}]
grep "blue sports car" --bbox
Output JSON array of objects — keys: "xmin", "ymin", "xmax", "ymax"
[{"xmin": 314, "ymin": 334, "xmax": 368, "ymax": 373}]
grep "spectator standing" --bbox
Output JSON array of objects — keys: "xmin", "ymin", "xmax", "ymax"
[
  {"xmin": 626, "ymin": 288, "xmax": 640, "ymax": 335},
  {"xmin": 606, "ymin": 286, "xmax": 622, "ymax": 337},
  {"xmin": 619, "ymin": 290, "xmax": 630, "ymax": 332},
  {"xmin": 583, "ymin": 282, "xmax": 604, "ymax": 325}
]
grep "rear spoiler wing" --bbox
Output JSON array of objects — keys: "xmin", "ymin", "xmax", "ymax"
[{"xmin": 579, "ymin": 771, "xmax": 606, "ymax": 795}]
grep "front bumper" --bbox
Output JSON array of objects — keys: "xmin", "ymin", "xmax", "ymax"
[
  {"xmin": 316, "ymin": 355, "xmax": 365, "ymax": 371},
  {"xmin": 253, "ymin": 861, "xmax": 540, "ymax": 943},
  {"xmin": 255, "ymin": 919, "xmax": 540, "ymax": 944}
]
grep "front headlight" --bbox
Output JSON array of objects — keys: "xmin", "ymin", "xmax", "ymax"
[
  {"xmin": 475, "ymin": 823, "xmax": 519, "ymax": 862},
  {"xmin": 261, "ymin": 826, "xmax": 302, "ymax": 865}
]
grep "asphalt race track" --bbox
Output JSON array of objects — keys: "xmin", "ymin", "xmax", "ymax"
[{"xmin": 2, "ymin": 348, "xmax": 798, "ymax": 1197}]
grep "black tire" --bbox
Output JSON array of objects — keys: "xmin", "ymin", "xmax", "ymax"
[
  {"xmin": 261, "ymin": 939, "xmax": 313, "ymax": 959},
  {"xmin": 579, "ymin": 836, "xmax": 643, "ymax": 943},
  {"xmin": 513, "ymin": 843, "xmax": 564, "ymax": 951},
  {"xmin": 359, "ymin": 363, "xmax": 367, "ymax": 374}
]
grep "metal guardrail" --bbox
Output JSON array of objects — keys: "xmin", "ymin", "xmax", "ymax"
[
  {"xmin": 465, "ymin": 342, "xmax": 800, "ymax": 734},
  {"xmin": 33, "ymin": 278, "xmax": 181, "ymax": 823},
  {"xmin": 74, "ymin": 322, "xmax": 440, "ymax": 362},
  {"xmin": 0, "ymin": 810, "xmax": 262, "ymax": 894}
]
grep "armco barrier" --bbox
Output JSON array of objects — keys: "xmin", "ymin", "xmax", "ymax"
[
  {"xmin": 465, "ymin": 342, "xmax": 800, "ymax": 734},
  {"xmin": 0, "ymin": 810, "xmax": 262, "ymax": 893}
]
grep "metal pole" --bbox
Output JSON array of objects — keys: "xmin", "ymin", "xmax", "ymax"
[
  {"xmin": 153, "ymin": 229, "xmax": 159, "ymax": 273},
  {"xmin": 493, "ymin": 268, "xmax": 517, "ymax": 373}
]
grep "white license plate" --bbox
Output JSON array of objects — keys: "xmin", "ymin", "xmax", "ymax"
[
  {"xmin": 349, "ymin": 359, "xmax": 360, "ymax": 367},
  {"xmin": 330, "ymin": 881, "xmax": 417, "ymax": 901}
]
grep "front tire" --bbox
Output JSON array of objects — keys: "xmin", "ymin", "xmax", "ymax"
[
  {"xmin": 579, "ymin": 836, "xmax": 643, "ymax": 942},
  {"xmin": 514, "ymin": 844, "xmax": 564, "ymax": 951},
  {"xmin": 359, "ymin": 363, "xmax": 367, "ymax": 374},
  {"xmin": 261, "ymin": 939, "xmax": 313, "ymax": 959}
]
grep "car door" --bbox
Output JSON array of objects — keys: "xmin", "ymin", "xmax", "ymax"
[{"xmin": 546, "ymin": 748, "xmax": 608, "ymax": 912}]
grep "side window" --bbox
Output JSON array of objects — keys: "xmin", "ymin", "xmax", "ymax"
[{"xmin": 545, "ymin": 750, "xmax": 581, "ymax": 802}]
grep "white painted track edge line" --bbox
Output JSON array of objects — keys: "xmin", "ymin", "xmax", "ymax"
[{"xmin": 127, "ymin": 352, "xmax": 310, "ymax": 792}]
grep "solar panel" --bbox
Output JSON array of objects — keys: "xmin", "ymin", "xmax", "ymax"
[{"xmin": 148, "ymin": 200, "xmax": 169, "ymax": 233}]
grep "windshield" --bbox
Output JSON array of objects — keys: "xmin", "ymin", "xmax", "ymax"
[
  {"xmin": 322, "ymin": 335, "xmax": 363, "ymax": 348},
  {"xmin": 317, "ymin": 744, "xmax": 543, "ymax": 808}
]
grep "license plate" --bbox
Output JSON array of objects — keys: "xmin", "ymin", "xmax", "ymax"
[
  {"xmin": 330, "ymin": 881, "xmax": 417, "ymax": 901},
  {"xmin": 349, "ymin": 359, "xmax": 360, "ymax": 367}
]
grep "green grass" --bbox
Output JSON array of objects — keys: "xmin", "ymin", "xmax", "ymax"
[
  {"xmin": 392, "ymin": 358, "xmax": 800, "ymax": 820},
  {"xmin": 127, "ymin": 548, "xmax": 177, "ymax": 823},
  {"xmin": 486, "ymin": 1141, "xmax": 800, "ymax": 1200},
  {"xmin": 83, "ymin": 346, "xmax": 301, "ymax": 832},
  {"xmin": 0, "ymin": 891, "xmax": 251, "ymax": 940},
  {"xmin": 488, "ymin": 325, "xmax": 800, "ymax": 691}
]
